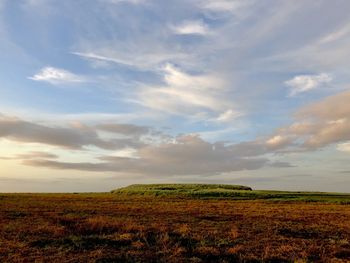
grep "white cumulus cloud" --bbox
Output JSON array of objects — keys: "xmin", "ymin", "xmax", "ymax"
[
  {"xmin": 337, "ymin": 142, "xmax": 350, "ymax": 153},
  {"xmin": 285, "ymin": 73, "xmax": 332, "ymax": 96},
  {"xmin": 29, "ymin": 67, "xmax": 85, "ymax": 85},
  {"xmin": 102, "ymin": 0, "xmax": 146, "ymax": 5},
  {"xmin": 171, "ymin": 20, "xmax": 209, "ymax": 35},
  {"xmin": 216, "ymin": 109, "xmax": 241, "ymax": 123},
  {"xmin": 201, "ymin": 0, "xmax": 244, "ymax": 12}
]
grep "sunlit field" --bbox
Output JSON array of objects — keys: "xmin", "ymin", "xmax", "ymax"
[{"xmin": 1, "ymin": 187, "xmax": 350, "ymax": 262}]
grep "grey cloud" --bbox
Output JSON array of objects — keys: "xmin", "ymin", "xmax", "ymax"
[
  {"xmin": 1, "ymin": 113, "xmax": 269, "ymax": 177},
  {"xmin": 303, "ymin": 121, "xmax": 350, "ymax": 149},
  {"xmin": 94, "ymin": 137, "xmax": 146, "ymax": 150},
  {"xmin": 0, "ymin": 115, "xmax": 96, "ymax": 149},
  {"xmin": 0, "ymin": 114, "xmax": 146, "ymax": 150},
  {"xmin": 0, "ymin": 151, "xmax": 56, "ymax": 161},
  {"xmin": 268, "ymin": 161, "xmax": 296, "ymax": 168},
  {"xmin": 228, "ymin": 141, "xmax": 268, "ymax": 157},
  {"xmin": 23, "ymin": 159, "xmax": 113, "ymax": 172},
  {"xmin": 292, "ymin": 90, "xmax": 350, "ymax": 149},
  {"xmin": 7, "ymin": 89, "xmax": 350, "ymax": 176},
  {"xmin": 102, "ymin": 0, "xmax": 147, "ymax": 5},
  {"xmin": 18, "ymin": 151, "xmax": 58, "ymax": 159},
  {"xmin": 96, "ymin": 123, "xmax": 150, "ymax": 137},
  {"xmin": 270, "ymin": 90, "xmax": 350, "ymax": 150},
  {"xmin": 283, "ymin": 174, "xmax": 313, "ymax": 178},
  {"xmin": 135, "ymin": 135, "xmax": 268, "ymax": 175},
  {"xmin": 23, "ymin": 135, "xmax": 268, "ymax": 176},
  {"xmin": 0, "ymin": 114, "xmax": 294, "ymax": 176},
  {"xmin": 296, "ymin": 90, "xmax": 350, "ymax": 121},
  {"xmin": 225, "ymin": 89, "xmax": 350, "ymax": 157},
  {"xmin": 227, "ymin": 136, "xmax": 293, "ymax": 157}
]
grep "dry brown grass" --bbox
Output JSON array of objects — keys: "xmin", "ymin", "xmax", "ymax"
[{"xmin": 0, "ymin": 193, "xmax": 350, "ymax": 262}]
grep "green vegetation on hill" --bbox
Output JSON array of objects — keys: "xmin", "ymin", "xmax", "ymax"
[
  {"xmin": 111, "ymin": 184, "xmax": 252, "ymax": 197},
  {"xmin": 111, "ymin": 184, "xmax": 350, "ymax": 203}
]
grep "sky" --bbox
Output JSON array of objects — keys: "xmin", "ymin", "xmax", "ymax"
[{"xmin": 1, "ymin": 0, "xmax": 350, "ymax": 192}]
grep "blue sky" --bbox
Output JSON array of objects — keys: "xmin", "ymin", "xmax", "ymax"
[{"xmin": 1, "ymin": 0, "xmax": 350, "ymax": 192}]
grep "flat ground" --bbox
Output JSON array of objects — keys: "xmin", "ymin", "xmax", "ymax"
[{"xmin": 1, "ymin": 193, "xmax": 350, "ymax": 262}]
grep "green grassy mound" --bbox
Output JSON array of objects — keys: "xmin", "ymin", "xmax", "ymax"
[
  {"xmin": 111, "ymin": 183, "xmax": 252, "ymax": 197},
  {"xmin": 111, "ymin": 184, "xmax": 350, "ymax": 203}
]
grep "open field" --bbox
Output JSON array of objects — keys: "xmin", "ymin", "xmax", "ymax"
[{"xmin": 1, "ymin": 189, "xmax": 350, "ymax": 262}]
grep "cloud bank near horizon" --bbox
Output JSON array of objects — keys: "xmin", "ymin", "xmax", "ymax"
[{"xmin": 1, "ymin": 90, "xmax": 350, "ymax": 177}]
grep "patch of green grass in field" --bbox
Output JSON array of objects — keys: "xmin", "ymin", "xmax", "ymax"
[{"xmin": 111, "ymin": 184, "xmax": 350, "ymax": 203}]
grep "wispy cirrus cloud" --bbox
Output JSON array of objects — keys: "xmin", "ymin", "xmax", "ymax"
[
  {"xmin": 318, "ymin": 23, "xmax": 350, "ymax": 44},
  {"xmin": 215, "ymin": 109, "xmax": 242, "ymax": 123},
  {"xmin": 29, "ymin": 67, "xmax": 86, "ymax": 85},
  {"xmin": 135, "ymin": 64, "xmax": 237, "ymax": 119},
  {"xmin": 72, "ymin": 50, "xmax": 189, "ymax": 71}
]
